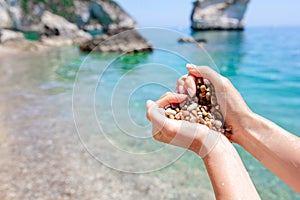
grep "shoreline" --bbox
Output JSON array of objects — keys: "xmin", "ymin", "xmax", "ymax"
[
  {"xmin": 0, "ymin": 40, "xmax": 49, "ymax": 59},
  {"xmin": 0, "ymin": 46, "xmax": 21, "ymax": 59}
]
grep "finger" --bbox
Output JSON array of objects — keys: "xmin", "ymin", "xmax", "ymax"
[
  {"xmin": 159, "ymin": 92, "xmax": 172, "ymax": 99},
  {"xmin": 156, "ymin": 93, "xmax": 188, "ymax": 108},
  {"xmin": 186, "ymin": 64, "xmax": 224, "ymax": 90},
  {"xmin": 146, "ymin": 100, "xmax": 155, "ymax": 121},
  {"xmin": 185, "ymin": 75, "xmax": 196, "ymax": 97},
  {"xmin": 186, "ymin": 64, "xmax": 228, "ymax": 116},
  {"xmin": 146, "ymin": 92, "xmax": 187, "ymax": 121},
  {"xmin": 176, "ymin": 74, "xmax": 188, "ymax": 94},
  {"xmin": 148, "ymin": 103, "xmax": 168, "ymax": 136}
]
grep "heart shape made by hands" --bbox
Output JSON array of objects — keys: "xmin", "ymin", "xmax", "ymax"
[{"xmin": 164, "ymin": 77, "xmax": 232, "ymax": 139}]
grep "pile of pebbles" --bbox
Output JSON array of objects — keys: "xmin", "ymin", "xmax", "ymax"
[{"xmin": 165, "ymin": 77, "xmax": 232, "ymax": 139}]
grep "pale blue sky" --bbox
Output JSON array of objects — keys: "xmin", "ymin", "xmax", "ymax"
[{"xmin": 115, "ymin": 0, "xmax": 300, "ymax": 28}]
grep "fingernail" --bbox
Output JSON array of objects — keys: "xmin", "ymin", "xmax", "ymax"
[
  {"xmin": 178, "ymin": 85, "xmax": 184, "ymax": 94},
  {"xmin": 146, "ymin": 100, "xmax": 154, "ymax": 107},
  {"xmin": 186, "ymin": 63, "xmax": 197, "ymax": 69},
  {"xmin": 187, "ymin": 88, "xmax": 194, "ymax": 97}
]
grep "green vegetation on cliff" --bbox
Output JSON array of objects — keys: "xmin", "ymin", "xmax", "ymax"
[{"xmin": 21, "ymin": 0, "xmax": 75, "ymax": 22}]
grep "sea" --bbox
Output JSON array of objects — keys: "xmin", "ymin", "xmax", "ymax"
[{"xmin": 3, "ymin": 26, "xmax": 300, "ymax": 199}]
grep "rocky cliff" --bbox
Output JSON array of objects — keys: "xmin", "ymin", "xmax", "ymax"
[
  {"xmin": 191, "ymin": 0, "xmax": 250, "ymax": 30},
  {"xmin": 0, "ymin": 0, "xmax": 21, "ymax": 29},
  {"xmin": 0, "ymin": 0, "xmax": 137, "ymax": 32},
  {"xmin": 0, "ymin": 0, "xmax": 151, "ymax": 52}
]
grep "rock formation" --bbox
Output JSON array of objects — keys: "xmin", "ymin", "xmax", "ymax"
[
  {"xmin": 0, "ymin": 0, "xmax": 12, "ymax": 28},
  {"xmin": 0, "ymin": 0, "xmax": 21, "ymax": 29},
  {"xmin": 191, "ymin": 0, "xmax": 250, "ymax": 30},
  {"xmin": 40, "ymin": 11, "xmax": 92, "ymax": 46},
  {"xmin": 89, "ymin": 0, "xmax": 137, "ymax": 32},
  {"xmin": 80, "ymin": 29, "xmax": 152, "ymax": 53},
  {"xmin": 0, "ymin": 0, "xmax": 150, "ymax": 52},
  {"xmin": 18, "ymin": 0, "xmax": 137, "ymax": 33},
  {"xmin": 0, "ymin": 29, "xmax": 24, "ymax": 43}
]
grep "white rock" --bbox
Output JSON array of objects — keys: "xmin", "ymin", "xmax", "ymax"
[
  {"xmin": 0, "ymin": 1, "xmax": 12, "ymax": 28},
  {"xmin": 0, "ymin": 29, "xmax": 24, "ymax": 43},
  {"xmin": 191, "ymin": 0, "xmax": 250, "ymax": 30},
  {"xmin": 179, "ymin": 101, "xmax": 187, "ymax": 108},
  {"xmin": 190, "ymin": 116, "xmax": 197, "ymax": 123},
  {"xmin": 187, "ymin": 103, "xmax": 198, "ymax": 111},
  {"xmin": 214, "ymin": 120, "xmax": 223, "ymax": 128},
  {"xmin": 40, "ymin": 11, "xmax": 92, "ymax": 46},
  {"xmin": 165, "ymin": 108, "xmax": 176, "ymax": 116},
  {"xmin": 183, "ymin": 111, "xmax": 190, "ymax": 117}
]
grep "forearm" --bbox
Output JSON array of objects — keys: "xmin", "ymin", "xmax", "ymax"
[
  {"xmin": 236, "ymin": 113, "xmax": 300, "ymax": 193},
  {"xmin": 203, "ymin": 134, "xmax": 260, "ymax": 200}
]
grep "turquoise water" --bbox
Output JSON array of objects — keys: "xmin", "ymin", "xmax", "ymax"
[
  {"xmin": 68, "ymin": 27, "xmax": 300, "ymax": 198},
  {"xmin": 192, "ymin": 27, "xmax": 300, "ymax": 199},
  {"xmin": 10, "ymin": 27, "xmax": 299, "ymax": 198},
  {"xmin": 78, "ymin": 28, "xmax": 300, "ymax": 199},
  {"xmin": 193, "ymin": 27, "xmax": 300, "ymax": 135}
]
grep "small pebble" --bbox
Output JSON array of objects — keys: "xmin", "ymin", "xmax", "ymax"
[
  {"xmin": 164, "ymin": 75, "xmax": 231, "ymax": 140},
  {"xmin": 183, "ymin": 111, "xmax": 190, "ymax": 117},
  {"xmin": 180, "ymin": 101, "xmax": 187, "ymax": 108},
  {"xmin": 206, "ymin": 121, "xmax": 212, "ymax": 128},
  {"xmin": 200, "ymin": 85, "xmax": 206, "ymax": 92},
  {"xmin": 166, "ymin": 108, "xmax": 176, "ymax": 116},
  {"xmin": 190, "ymin": 117, "xmax": 197, "ymax": 123},
  {"xmin": 207, "ymin": 112, "xmax": 213, "ymax": 119},
  {"xmin": 214, "ymin": 120, "xmax": 222, "ymax": 128},
  {"xmin": 203, "ymin": 79, "xmax": 210, "ymax": 85},
  {"xmin": 211, "ymin": 96, "xmax": 217, "ymax": 105},
  {"xmin": 197, "ymin": 78, "xmax": 203, "ymax": 84},
  {"xmin": 226, "ymin": 127, "xmax": 232, "ymax": 132},
  {"xmin": 206, "ymin": 92, "xmax": 211, "ymax": 101},
  {"xmin": 191, "ymin": 110, "xmax": 198, "ymax": 117},
  {"xmin": 214, "ymin": 112, "xmax": 223, "ymax": 120},
  {"xmin": 187, "ymin": 103, "xmax": 198, "ymax": 111},
  {"xmin": 200, "ymin": 118, "xmax": 206, "ymax": 124}
]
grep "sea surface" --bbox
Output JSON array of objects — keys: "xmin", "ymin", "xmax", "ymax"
[{"xmin": 1, "ymin": 27, "xmax": 300, "ymax": 199}]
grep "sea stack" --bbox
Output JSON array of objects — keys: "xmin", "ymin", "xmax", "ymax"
[{"xmin": 191, "ymin": 0, "xmax": 250, "ymax": 30}]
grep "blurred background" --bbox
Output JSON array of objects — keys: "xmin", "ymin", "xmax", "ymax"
[{"xmin": 0, "ymin": 0, "xmax": 300, "ymax": 199}]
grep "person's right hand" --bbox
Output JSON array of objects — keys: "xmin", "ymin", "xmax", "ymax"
[{"xmin": 176, "ymin": 64, "xmax": 253, "ymax": 144}]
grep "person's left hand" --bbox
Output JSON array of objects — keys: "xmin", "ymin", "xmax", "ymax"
[{"xmin": 146, "ymin": 92, "xmax": 220, "ymax": 157}]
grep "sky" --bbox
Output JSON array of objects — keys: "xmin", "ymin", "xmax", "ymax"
[{"xmin": 115, "ymin": 0, "xmax": 300, "ymax": 28}]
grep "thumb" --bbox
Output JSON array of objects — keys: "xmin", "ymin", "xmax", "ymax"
[{"xmin": 146, "ymin": 100, "xmax": 155, "ymax": 121}]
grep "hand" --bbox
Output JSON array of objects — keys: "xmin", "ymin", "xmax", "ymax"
[
  {"xmin": 146, "ymin": 92, "xmax": 220, "ymax": 157},
  {"xmin": 176, "ymin": 64, "xmax": 253, "ymax": 144}
]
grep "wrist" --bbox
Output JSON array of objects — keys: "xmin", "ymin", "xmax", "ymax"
[
  {"xmin": 202, "ymin": 133, "xmax": 233, "ymax": 161},
  {"xmin": 232, "ymin": 111, "xmax": 261, "ymax": 145},
  {"xmin": 193, "ymin": 128, "xmax": 221, "ymax": 158}
]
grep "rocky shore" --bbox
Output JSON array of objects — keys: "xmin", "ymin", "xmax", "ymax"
[
  {"xmin": 0, "ymin": 0, "xmax": 152, "ymax": 53},
  {"xmin": 79, "ymin": 29, "xmax": 153, "ymax": 53}
]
